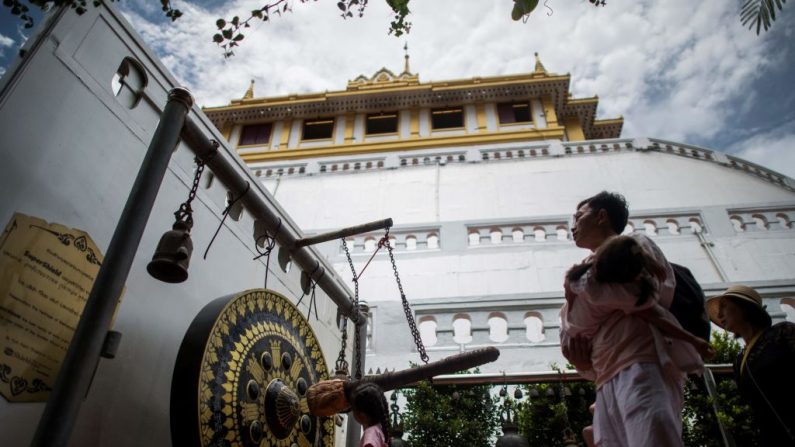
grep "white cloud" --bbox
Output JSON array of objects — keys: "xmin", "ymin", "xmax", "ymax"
[
  {"xmin": 120, "ymin": 0, "xmax": 787, "ymax": 156},
  {"xmin": 0, "ymin": 34, "xmax": 13, "ymax": 48},
  {"xmin": 732, "ymin": 129, "xmax": 795, "ymax": 179}
]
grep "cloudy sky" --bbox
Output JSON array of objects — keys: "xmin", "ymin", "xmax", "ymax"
[{"xmin": 1, "ymin": 0, "xmax": 793, "ymax": 176}]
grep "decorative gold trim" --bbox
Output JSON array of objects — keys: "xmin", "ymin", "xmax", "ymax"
[{"xmin": 240, "ymin": 127, "xmax": 566, "ymax": 162}]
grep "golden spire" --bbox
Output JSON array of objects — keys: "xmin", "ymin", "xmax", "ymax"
[
  {"xmin": 533, "ymin": 52, "xmax": 547, "ymax": 74},
  {"xmin": 403, "ymin": 42, "xmax": 411, "ymax": 75},
  {"xmin": 243, "ymin": 79, "xmax": 255, "ymax": 100}
]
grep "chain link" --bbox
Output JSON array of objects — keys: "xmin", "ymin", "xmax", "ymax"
[
  {"xmin": 174, "ymin": 157, "xmax": 206, "ymax": 228},
  {"xmin": 383, "ymin": 227, "xmax": 429, "ymax": 364},
  {"xmin": 335, "ymin": 315, "xmax": 349, "ymax": 374}
]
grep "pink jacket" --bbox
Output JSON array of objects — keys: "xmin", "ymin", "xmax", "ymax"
[{"xmin": 360, "ymin": 424, "xmax": 387, "ymax": 447}]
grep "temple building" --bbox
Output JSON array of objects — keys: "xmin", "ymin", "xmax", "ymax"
[{"xmin": 203, "ymin": 53, "xmax": 795, "ymax": 374}]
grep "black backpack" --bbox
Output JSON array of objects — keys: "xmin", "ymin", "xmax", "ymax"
[{"xmin": 669, "ymin": 263, "xmax": 711, "ymax": 342}]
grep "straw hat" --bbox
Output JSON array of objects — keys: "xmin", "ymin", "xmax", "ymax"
[{"xmin": 706, "ymin": 284, "xmax": 765, "ymax": 329}]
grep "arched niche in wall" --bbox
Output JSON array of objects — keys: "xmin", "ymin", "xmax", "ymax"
[
  {"xmin": 426, "ymin": 233, "xmax": 439, "ymax": 249},
  {"xmin": 523, "ymin": 312, "xmax": 545, "ymax": 343},
  {"xmin": 452, "ymin": 314, "xmax": 473, "ymax": 344},
  {"xmin": 487, "ymin": 312, "xmax": 509, "ymax": 343},
  {"xmin": 418, "ymin": 316, "xmax": 438, "ymax": 347}
]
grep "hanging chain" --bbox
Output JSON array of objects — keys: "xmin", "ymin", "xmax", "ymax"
[
  {"xmin": 335, "ymin": 237, "xmax": 364, "ymax": 378},
  {"xmin": 383, "ymin": 227, "xmax": 429, "ymax": 364},
  {"xmin": 341, "ymin": 237, "xmax": 363, "ymax": 379},
  {"xmin": 174, "ymin": 157, "xmax": 206, "ymax": 228},
  {"xmin": 174, "ymin": 142, "xmax": 218, "ymax": 227},
  {"xmin": 335, "ymin": 315, "xmax": 349, "ymax": 375}
]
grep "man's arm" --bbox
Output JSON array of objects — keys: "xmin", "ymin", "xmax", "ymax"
[{"xmin": 562, "ymin": 336, "xmax": 593, "ymax": 371}]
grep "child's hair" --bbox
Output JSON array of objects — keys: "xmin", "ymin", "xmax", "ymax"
[
  {"xmin": 566, "ymin": 235, "xmax": 662, "ymax": 306},
  {"xmin": 350, "ymin": 382, "xmax": 390, "ymax": 445}
]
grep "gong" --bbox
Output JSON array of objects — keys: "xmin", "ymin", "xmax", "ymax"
[{"xmin": 170, "ymin": 289, "xmax": 334, "ymax": 447}]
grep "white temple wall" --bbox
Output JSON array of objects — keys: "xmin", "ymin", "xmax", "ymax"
[
  {"xmin": 265, "ymin": 151, "xmax": 794, "ymax": 229},
  {"xmin": 257, "ymin": 139, "xmax": 795, "ymax": 374}
]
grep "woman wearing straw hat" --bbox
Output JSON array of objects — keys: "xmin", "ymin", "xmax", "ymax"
[{"xmin": 707, "ymin": 285, "xmax": 795, "ymax": 445}]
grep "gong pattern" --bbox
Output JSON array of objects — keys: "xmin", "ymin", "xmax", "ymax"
[{"xmin": 171, "ymin": 289, "xmax": 334, "ymax": 447}]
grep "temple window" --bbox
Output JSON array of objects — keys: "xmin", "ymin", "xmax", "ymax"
[
  {"xmin": 238, "ymin": 123, "xmax": 272, "ymax": 146},
  {"xmin": 497, "ymin": 102, "xmax": 531, "ymax": 124},
  {"xmin": 302, "ymin": 117, "xmax": 334, "ymax": 141},
  {"xmin": 431, "ymin": 107, "xmax": 464, "ymax": 130},
  {"xmin": 366, "ymin": 112, "xmax": 398, "ymax": 135}
]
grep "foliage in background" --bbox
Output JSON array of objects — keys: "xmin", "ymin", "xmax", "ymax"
[
  {"xmin": 682, "ymin": 330, "xmax": 761, "ymax": 447},
  {"xmin": 4, "ymin": 0, "xmax": 786, "ymax": 58},
  {"xmin": 395, "ymin": 332, "xmax": 760, "ymax": 446},
  {"xmin": 741, "ymin": 0, "xmax": 789, "ymax": 34},
  {"xmin": 401, "ymin": 371, "xmax": 500, "ymax": 447},
  {"xmin": 515, "ymin": 366, "xmax": 596, "ymax": 447}
]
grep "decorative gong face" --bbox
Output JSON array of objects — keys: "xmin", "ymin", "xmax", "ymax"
[{"xmin": 170, "ymin": 289, "xmax": 334, "ymax": 447}]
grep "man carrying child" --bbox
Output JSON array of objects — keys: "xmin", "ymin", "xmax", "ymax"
[{"xmin": 560, "ymin": 191, "xmax": 710, "ymax": 447}]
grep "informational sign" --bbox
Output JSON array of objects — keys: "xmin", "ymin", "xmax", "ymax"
[{"xmin": 0, "ymin": 213, "xmax": 104, "ymax": 402}]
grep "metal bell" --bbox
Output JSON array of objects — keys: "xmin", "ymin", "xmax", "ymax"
[
  {"xmin": 495, "ymin": 423, "xmax": 529, "ymax": 447},
  {"xmin": 147, "ymin": 220, "xmax": 193, "ymax": 283}
]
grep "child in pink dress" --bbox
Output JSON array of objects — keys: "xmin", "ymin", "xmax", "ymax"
[
  {"xmin": 350, "ymin": 382, "xmax": 390, "ymax": 447},
  {"xmin": 561, "ymin": 234, "xmax": 711, "ymax": 383}
]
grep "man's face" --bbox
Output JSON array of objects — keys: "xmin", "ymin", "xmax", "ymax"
[{"xmin": 571, "ymin": 203, "xmax": 604, "ymax": 250}]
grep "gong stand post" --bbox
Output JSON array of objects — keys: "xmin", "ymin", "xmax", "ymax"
[
  {"xmin": 31, "ymin": 88, "xmax": 194, "ymax": 447},
  {"xmin": 294, "ymin": 218, "xmax": 393, "ymax": 249},
  {"xmin": 345, "ymin": 301, "xmax": 370, "ymax": 447}
]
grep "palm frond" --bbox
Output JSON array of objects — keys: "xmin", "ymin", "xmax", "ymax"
[{"xmin": 740, "ymin": 0, "xmax": 788, "ymax": 34}]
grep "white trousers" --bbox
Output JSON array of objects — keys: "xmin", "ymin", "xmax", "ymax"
[{"xmin": 594, "ymin": 362, "xmax": 684, "ymax": 447}]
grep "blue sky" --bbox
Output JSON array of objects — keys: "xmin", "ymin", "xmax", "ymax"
[{"xmin": 1, "ymin": 1, "xmax": 794, "ymax": 177}]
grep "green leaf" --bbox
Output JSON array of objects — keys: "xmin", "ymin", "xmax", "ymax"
[
  {"xmin": 216, "ymin": 18, "xmax": 226, "ymax": 29},
  {"xmin": 511, "ymin": 2, "xmax": 524, "ymax": 20},
  {"xmin": 233, "ymin": 34, "xmax": 245, "ymax": 41},
  {"xmin": 212, "ymin": 33, "xmax": 223, "ymax": 43},
  {"xmin": 231, "ymin": 15, "xmax": 239, "ymax": 26},
  {"xmin": 222, "ymin": 28, "xmax": 232, "ymax": 39}
]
